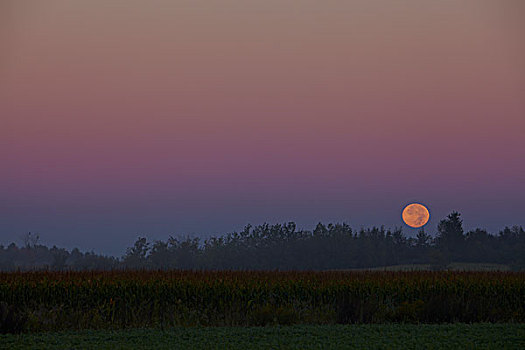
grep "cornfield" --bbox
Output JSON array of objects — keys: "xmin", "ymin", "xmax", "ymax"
[{"xmin": 0, "ymin": 271, "xmax": 524, "ymax": 332}]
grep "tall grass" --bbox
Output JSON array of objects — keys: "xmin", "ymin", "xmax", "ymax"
[{"xmin": 0, "ymin": 271, "xmax": 523, "ymax": 332}]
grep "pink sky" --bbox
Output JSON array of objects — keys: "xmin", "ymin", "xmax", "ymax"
[{"xmin": 1, "ymin": 1, "xmax": 524, "ymax": 254}]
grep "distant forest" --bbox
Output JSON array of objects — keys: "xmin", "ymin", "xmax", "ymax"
[{"xmin": 1, "ymin": 212, "xmax": 524, "ymax": 271}]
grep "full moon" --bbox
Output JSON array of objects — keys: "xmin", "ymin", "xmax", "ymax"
[{"xmin": 402, "ymin": 203, "xmax": 430, "ymax": 228}]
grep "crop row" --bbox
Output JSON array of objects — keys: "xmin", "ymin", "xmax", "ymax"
[{"xmin": 0, "ymin": 271, "xmax": 524, "ymax": 332}]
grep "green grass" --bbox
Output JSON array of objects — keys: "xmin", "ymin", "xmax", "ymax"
[{"xmin": 2, "ymin": 324, "xmax": 524, "ymax": 350}]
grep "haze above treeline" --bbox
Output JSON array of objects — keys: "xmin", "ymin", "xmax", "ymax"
[{"xmin": 1, "ymin": 212, "xmax": 523, "ymax": 272}]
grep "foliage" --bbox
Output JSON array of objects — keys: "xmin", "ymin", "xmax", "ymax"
[
  {"xmin": 0, "ymin": 271, "xmax": 523, "ymax": 332},
  {"xmin": 0, "ymin": 213, "xmax": 523, "ymax": 271},
  {"xmin": 435, "ymin": 212, "xmax": 465, "ymax": 262}
]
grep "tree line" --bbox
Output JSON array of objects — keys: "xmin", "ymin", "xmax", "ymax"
[{"xmin": 0, "ymin": 212, "xmax": 523, "ymax": 271}]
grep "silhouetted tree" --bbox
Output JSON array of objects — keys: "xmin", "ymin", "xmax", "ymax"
[
  {"xmin": 123, "ymin": 237, "xmax": 150, "ymax": 269},
  {"xmin": 435, "ymin": 211, "xmax": 465, "ymax": 262},
  {"xmin": 416, "ymin": 228, "xmax": 431, "ymax": 247},
  {"xmin": 21, "ymin": 232, "xmax": 39, "ymax": 248},
  {"xmin": 1, "ymin": 213, "xmax": 523, "ymax": 271},
  {"xmin": 50, "ymin": 246, "xmax": 69, "ymax": 270}
]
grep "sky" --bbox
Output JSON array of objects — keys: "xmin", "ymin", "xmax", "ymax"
[{"xmin": 1, "ymin": 0, "xmax": 524, "ymax": 256}]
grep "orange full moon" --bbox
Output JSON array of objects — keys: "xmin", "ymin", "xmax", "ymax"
[{"xmin": 402, "ymin": 203, "xmax": 430, "ymax": 228}]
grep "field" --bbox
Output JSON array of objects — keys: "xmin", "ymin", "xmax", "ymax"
[
  {"xmin": 1, "ymin": 270, "xmax": 524, "ymax": 333},
  {"xmin": 2, "ymin": 324, "xmax": 525, "ymax": 349}
]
